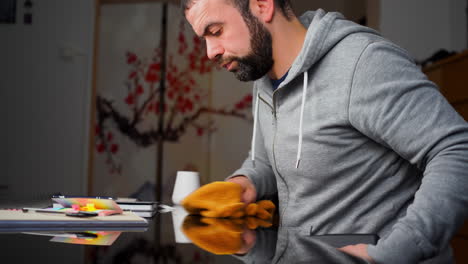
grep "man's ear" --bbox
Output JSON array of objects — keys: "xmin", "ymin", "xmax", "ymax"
[{"xmin": 250, "ymin": 0, "xmax": 275, "ymax": 23}]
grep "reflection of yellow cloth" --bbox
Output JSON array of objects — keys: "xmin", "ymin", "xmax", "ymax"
[
  {"xmin": 182, "ymin": 216, "xmax": 272, "ymax": 255},
  {"xmin": 181, "ymin": 181, "xmax": 275, "ymax": 219}
]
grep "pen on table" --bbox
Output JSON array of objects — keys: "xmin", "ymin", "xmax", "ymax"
[
  {"xmin": 22, "ymin": 207, "xmax": 65, "ymax": 214},
  {"xmin": 22, "ymin": 208, "xmax": 99, "ymax": 217}
]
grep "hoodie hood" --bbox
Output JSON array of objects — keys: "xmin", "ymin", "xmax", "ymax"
[
  {"xmin": 251, "ymin": 9, "xmax": 380, "ymax": 168},
  {"xmin": 279, "ymin": 9, "xmax": 379, "ymax": 88}
]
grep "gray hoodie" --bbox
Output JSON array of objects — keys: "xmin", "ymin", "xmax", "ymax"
[{"xmin": 230, "ymin": 10, "xmax": 468, "ymax": 263}]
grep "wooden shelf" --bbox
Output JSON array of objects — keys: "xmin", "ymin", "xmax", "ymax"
[{"xmin": 423, "ymin": 49, "xmax": 468, "ymax": 111}]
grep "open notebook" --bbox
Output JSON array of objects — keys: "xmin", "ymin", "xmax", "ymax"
[{"xmin": 0, "ymin": 210, "xmax": 148, "ymax": 232}]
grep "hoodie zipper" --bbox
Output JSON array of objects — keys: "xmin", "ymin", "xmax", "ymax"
[
  {"xmin": 258, "ymin": 94, "xmax": 280, "ymax": 176},
  {"xmin": 258, "ymin": 90, "xmax": 289, "ymax": 225},
  {"xmin": 258, "ymin": 95, "xmax": 275, "ymax": 118},
  {"xmin": 260, "ymin": 91, "xmax": 289, "ymax": 224},
  {"xmin": 271, "ymin": 92, "xmax": 288, "ymax": 223}
]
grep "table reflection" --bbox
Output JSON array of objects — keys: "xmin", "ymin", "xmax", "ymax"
[
  {"xmin": 0, "ymin": 206, "xmax": 372, "ymax": 263},
  {"xmin": 21, "ymin": 231, "xmax": 121, "ymax": 246},
  {"xmin": 182, "ymin": 215, "xmax": 273, "ymax": 255},
  {"xmin": 182, "ymin": 215, "xmax": 368, "ymax": 264}
]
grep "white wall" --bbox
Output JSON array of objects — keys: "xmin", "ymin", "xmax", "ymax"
[
  {"xmin": 293, "ymin": 0, "xmax": 468, "ymax": 61},
  {"xmin": 0, "ymin": 0, "xmax": 95, "ymax": 202},
  {"xmin": 379, "ymin": 0, "xmax": 467, "ymax": 61}
]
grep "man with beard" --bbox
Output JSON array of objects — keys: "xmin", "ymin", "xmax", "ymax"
[{"xmin": 183, "ymin": 0, "xmax": 468, "ymax": 263}]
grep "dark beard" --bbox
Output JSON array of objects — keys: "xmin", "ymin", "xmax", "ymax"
[{"xmin": 231, "ymin": 13, "xmax": 274, "ymax": 82}]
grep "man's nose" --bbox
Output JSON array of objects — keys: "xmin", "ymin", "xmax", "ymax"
[{"xmin": 206, "ymin": 40, "xmax": 223, "ymax": 60}]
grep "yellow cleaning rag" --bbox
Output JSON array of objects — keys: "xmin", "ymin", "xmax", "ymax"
[{"xmin": 181, "ymin": 181, "xmax": 275, "ymax": 219}]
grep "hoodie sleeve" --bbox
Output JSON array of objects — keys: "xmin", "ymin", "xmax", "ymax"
[
  {"xmin": 226, "ymin": 85, "xmax": 278, "ymax": 200},
  {"xmin": 349, "ymin": 41, "xmax": 468, "ymax": 263}
]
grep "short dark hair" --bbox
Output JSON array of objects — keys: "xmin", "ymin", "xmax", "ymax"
[{"xmin": 181, "ymin": 0, "xmax": 294, "ymax": 20}]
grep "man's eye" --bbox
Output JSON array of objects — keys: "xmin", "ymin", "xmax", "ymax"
[{"xmin": 211, "ymin": 29, "xmax": 222, "ymax": 36}]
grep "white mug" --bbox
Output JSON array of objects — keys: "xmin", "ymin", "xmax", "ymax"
[{"xmin": 172, "ymin": 171, "xmax": 200, "ymax": 205}]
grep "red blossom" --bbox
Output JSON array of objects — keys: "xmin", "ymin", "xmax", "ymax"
[
  {"xmin": 189, "ymin": 62, "xmax": 196, "ymax": 70},
  {"xmin": 177, "ymin": 101, "xmax": 186, "ymax": 113},
  {"xmin": 129, "ymin": 71, "xmax": 137, "ymax": 79},
  {"xmin": 178, "ymin": 47, "xmax": 185, "ymax": 55},
  {"xmin": 107, "ymin": 132, "xmax": 113, "ymax": 141},
  {"xmin": 178, "ymin": 33, "xmax": 185, "ymax": 44},
  {"xmin": 235, "ymin": 102, "xmax": 245, "ymax": 110},
  {"xmin": 185, "ymin": 99, "xmax": 193, "ymax": 111},
  {"xmin": 150, "ymin": 63, "xmax": 161, "ymax": 71},
  {"xmin": 244, "ymin": 94, "xmax": 253, "ymax": 103},
  {"xmin": 96, "ymin": 143, "xmax": 105, "ymax": 153},
  {"xmin": 167, "ymin": 74, "xmax": 177, "ymax": 86},
  {"xmin": 95, "ymin": 124, "xmax": 101, "ymax": 135},
  {"xmin": 145, "ymin": 103, "xmax": 154, "ymax": 115},
  {"xmin": 166, "ymin": 73, "xmax": 173, "ymax": 83},
  {"xmin": 193, "ymin": 35, "xmax": 201, "ymax": 45},
  {"xmin": 126, "ymin": 52, "xmax": 137, "ymax": 64},
  {"xmin": 110, "ymin": 144, "xmax": 119, "ymax": 154},
  {"xmin": 146, "ymin": 63, "xmax": 161, "ymax": 83},
  {"xmin": 136, "ymin": 85, "xmax": 144, "ymax": 95},
  {"xmin": 125, "ymin": 94, "xmax": 135, "ymax": 105},
  {"xmin": 189, "ymin": 53, "xmax": 196, "ymax": 62},
  {"xmin": 168, "ymin": 90, "xmax": 174, "ymax": 99},
  {"xmin": 197, "ymin": 128, "xmax": 204, "ymax": 136},
  {"xmin": 184, "ymin": 85, "xmax": 191, "ymax": 93}
]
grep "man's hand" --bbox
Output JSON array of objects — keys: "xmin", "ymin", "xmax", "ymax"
[
  {"xmin": 227, "ymin": 175, "xmax": 257, "ymax": 204},
  {"xmin": 339, "ymin": 244, "xmax": 376, "ymax": 263}
]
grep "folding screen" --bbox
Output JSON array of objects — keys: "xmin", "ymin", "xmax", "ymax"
[{"xmin": 91, "ymin": 1, "xmax": 253, "ymax": 203}]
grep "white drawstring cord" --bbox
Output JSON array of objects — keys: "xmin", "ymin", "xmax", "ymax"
[
  {"xmin": 251, "ymin": 89, "xmax": 260, "ymax": 167},
  {"xmin": 296, "ymin": 71, "xmax": 308, "ymax": 169}
]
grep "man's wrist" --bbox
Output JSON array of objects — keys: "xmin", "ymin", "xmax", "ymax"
[
  {"xmin": 226, "ymin": 175, "xmax": 257, "ymax": 203},
  {"xmin": 227, "ymin": 175, "xmax": 248, "ymax": 181}
]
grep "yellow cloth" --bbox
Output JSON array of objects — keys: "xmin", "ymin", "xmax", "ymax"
[
  {"xmin": 182, "ymin": 216, "xmax": 272, "ymax": 255},
  {"xmin": 245, "ymin": 200, "xmax": 276, "ymax": 220},
  {"xmin": 181, "ymin": 181, "xmax": 275, "ymax": 219}
]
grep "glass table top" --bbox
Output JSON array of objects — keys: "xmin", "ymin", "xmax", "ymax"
[{"xmin": 0, "ymin": 203, "xmax": 369, "ymax": 264}]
